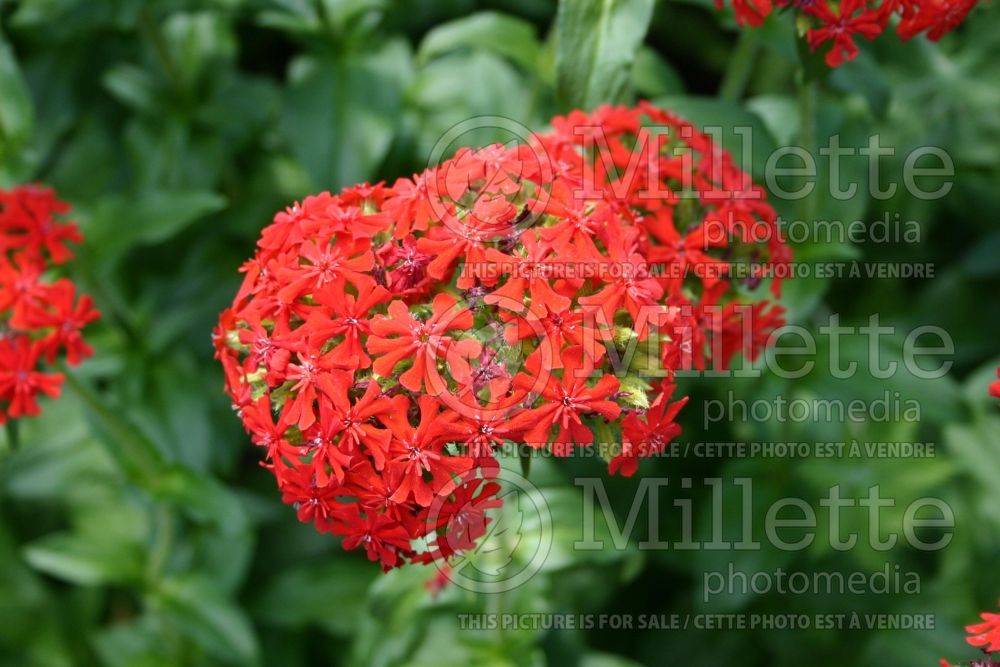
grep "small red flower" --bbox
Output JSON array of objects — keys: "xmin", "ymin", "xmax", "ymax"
[
  {"xmin": 0, "ymin": 185, "xmax": 82, "ymax": 262},
  {"xmin": 610, "ymin": 384, "xmax": 688, "ymax": 477},
  {"xmin": 483, "ymin": 233, "xmax": 572, "ymax": 314},
  {"xmin": 17, "ymin": 279, "xmax": 100, "ymax": 365},
  {"xmin": 510, "ymin": 346, "xmax": 622, "ymax": 452},
  {"xmin": 368, "ymin": 294, "xmax": 481, "ymax": 393},
  {"xmin": 332, "ymin": 510, "xmax": 414, "ymax": 571},
  {"xmin": 282, "ymin": 349, "xmax": 343, "ymax": 430},
  {"xmin": 805, "ymin": 0, "xmax": 884, "ymax": 67},
  {"xmin": 968, "ymin": 611, "xmax": 1000, "ymax": 653},
  {"xmin": 717, "ymin": 0, "xmax": 773, "ymax": 26},
  {"xmin": 276, "ymin": 236, "xmax": 374, "ymax": 302},
  {"xmin": 898, "ymin": 0, "xmax": 978, "ymax": 40},
  {"xmin": 304, "ymin": 277, "xmax": 389, "ymax": 369},
  {"xmin": 379, "ymin": 395, "xmax": 471, "ymax": 507},
  {"xmin": 440, "ymin": 394, "xmax": 527, "ymax": 471},
  {"xmin": 0, "ymin": 338, "xmax": 64, "ymax": 419},
  {"xmin": 315, "ymin": 373, "xmax": 395, "ymax": 469}
]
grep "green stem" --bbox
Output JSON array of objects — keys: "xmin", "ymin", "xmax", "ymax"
[
  {"xmin": 519, "ymin": 443, "xmax": 531, "ymax": 479},
  {"xmin": 138, "ymin": 7, "xmax": 179, "ymax": 89},
  {"xmin": 4, "ymin": 419, "xmax": 18, "ymax": 453},
  {"xmin": 719, "ymin": 31, "xmax": 760, "ymax": 102},
  {"xmin": 797, "ymin": 76, "xmax": 819, "ymax": 225},
  {"xmin": 62, "ymin": 371, "xmax": 163, "ymax": 482},
  {"xmin": 492, "ymin": 578, "xmax": 506, "ymax": 647},
  {"xmin": 147, "ymin": 503, "xmax": 175, "ymax": 583}
]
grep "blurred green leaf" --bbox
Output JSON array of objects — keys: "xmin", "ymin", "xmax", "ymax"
[
  {"xmin": 411, "ymin": 51, "xmax": 536, "ymax": 157},
  {"xmin": 161, "ymin": 11, "xmax": 237, "ymax": 92},
  {"xmin": 581, "ymin": 653, "xmax": 646, "ymax": 667},
  {"xmin": 150, "ymin": 466, "xmax": 250, "ymax": 535},
  {"xmin": 82, "ymin": 191, "xmax": 226, "ymax": 270},
  {"xmin": 632, "ymin": 46, "xmax": 685, "ymax": 97},
  {"xmin": 0, "ymin": 25, "xmax": 34, "ymax": 179},
  {"xmin": 23, "ymin": 533, "xmax": 144, "ymax": 586},
  {"xmin": 0, "ymin": 522, "xmax": 49, "ymax": 647},
  {"xmin": 554, "ymin": 0, "xmax": 654, "ymax": 110},
  {"xmin": 154, "ymin": 574, "xmax": 260, "ymax": 666},
  {"xmin": 255, "ymin": 0, "xmax": 322, "ymax": 33},
  {"xmin": 0, "ymin": 27, "xmax": 32, "ymax": 140},
  {"xmin": 829, "ymin": 52, "xmax": 891, "ymax": 120},
  {"xmin": 282, "ymin": 39, "xmax": 411, "ymax": 190},
  {"xmin": 251, "ymin": 559, "xmax": 376, "ymax": 634},
  {"xmin": 418, "ymin": 11, "xmax": 540, "ymax": 71},
  {"xmin": 0, "ymin": 394, "xmax": 112, "ymax": 501},
  {"xmin": 746, "ymin": 93, "xmax": 799, "ymax": 146},
  {"xmin": 10, "ymin": 0, "xmax": 144, "ymax": 33},
  {"xmin": 962, "ymin": 356, "xmax": 1000, "ymax": 405},
  {"xmin": 962, "ymin": 230, "xmax": 1000, "ymax": 278},
  {"xmin": 102, "ymin": 63, "xmax": 157, "ymax": 113},
  {"xmin": 92, "ymin": 615, "xmax": 178, "ymax": 667},
  {"xmin": 62, "ymin": 373, "xmax": 165, "ymax": 483},
  {"xmin": 945, "ymin": 416, "xmax": 1000, "ymax": 510}
]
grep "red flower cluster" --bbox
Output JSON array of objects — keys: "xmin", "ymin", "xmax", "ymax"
[
  {"xmin": 215, "ymin": 103, "xmax": 790, "ymax": 570},
  {"xmin": 0, "ymin": 186, "xmax": 98, "ymax": 422},
  {"xmin": 989, "ymin": 368, "xmax": 1000, "ymax": 400},
  {"xmin": 718, "ymin": 0, "xmax": 979, "ymax": 67}
]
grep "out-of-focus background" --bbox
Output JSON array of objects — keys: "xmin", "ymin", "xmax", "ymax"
[{"xmin": 1, "ymin": 1, "xmax": 999, "ymax": 665}]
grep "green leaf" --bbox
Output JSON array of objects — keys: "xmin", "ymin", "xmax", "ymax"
[
  {"xmin": 93, "ymin": 615, "xmax": 180, "ymax": 667},
  {"xmin": 62, "ymin": 373, "xmax": 166, "ymax": 484},
  {"xmin": 161, "ymin": 12, "xmax": 236, "ymax": 92},
  {"xmin": 0, "ymin": 392, "xmax": 113, "ymax": 501},
  {"xmin": 255, "ymin": 0, "xmax": 323, "ymax": 34},
  {"xmin": 631, "ymin": 46, "xmax": 684, "ymax": 98},
  {"xmin": 554, "ymin": 0, "xmax": 654, "ymax": 111},
  {"xmin": 0, "ymin": 522, "xmax": 48, "ymax": 641},
  {"xmin": 962, "ymin": 229, "xmax": 1000, "ymax": 278},
  {"xmin": 150, "ymin": 466, "xmax": 250, "ymax": 535},
  {"xmin": 82, "ymin": 190, "xmax": 226, "ymax": 269},
  {"xmin": 153, "ymin": 574, "xmax": 260, "ymax": 666},
  {"xmin": 962, "ymin": 355, "xmax": 1000, "ymax": 404},
  {"xmin": 581, "ymin": 654, "xmax": 646, "ymax": 667},
  {"xmin": 102, "ymin": 63, "xmax": 158, "ymax": 112},
  {"xmin": 418, "ymin": 11, "xmax": 540, "ymax": 71},
  {"xmin": 411, "ymin": 52, "xmax": 536, "ymax": 158},
  {"xmin": 319, "ymin": 0, "xmax": 386, "ymax": 33},
  {"xmin": 829, "ymin": 52, "xmax": 891, "ymax": 120},
  {"xmin": 251, "ymin": 559, "xmax": 376, "ymax": 635},
  {"xmin": 0, "ymin": 27, "xmax": 32, "ymax": 140},
  {"xmin": 282, "ymin": 39, "xmax": 410, "ymax": 191},
  {"xmin": 746, "ymin": 93, "xmax": 799, "ymax": 146},
  {"xmin": 532, "ymin": 486, "xmax": 636, "ymax": 572},
  {"xmin": 0, "ymin": 25, "xmax": 34, "ymax": 176},
  {"xmin": 945, "ymin": 416, "xmax": 1000, "ymax": 507},
  {"xmin": 23, "ymin": 533, "xmax": 144, "ymax": 586}
]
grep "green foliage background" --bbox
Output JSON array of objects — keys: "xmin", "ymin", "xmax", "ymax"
[{"xmin": 0, "ymin": 0, "xmax": 999, "ymax": 665}]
